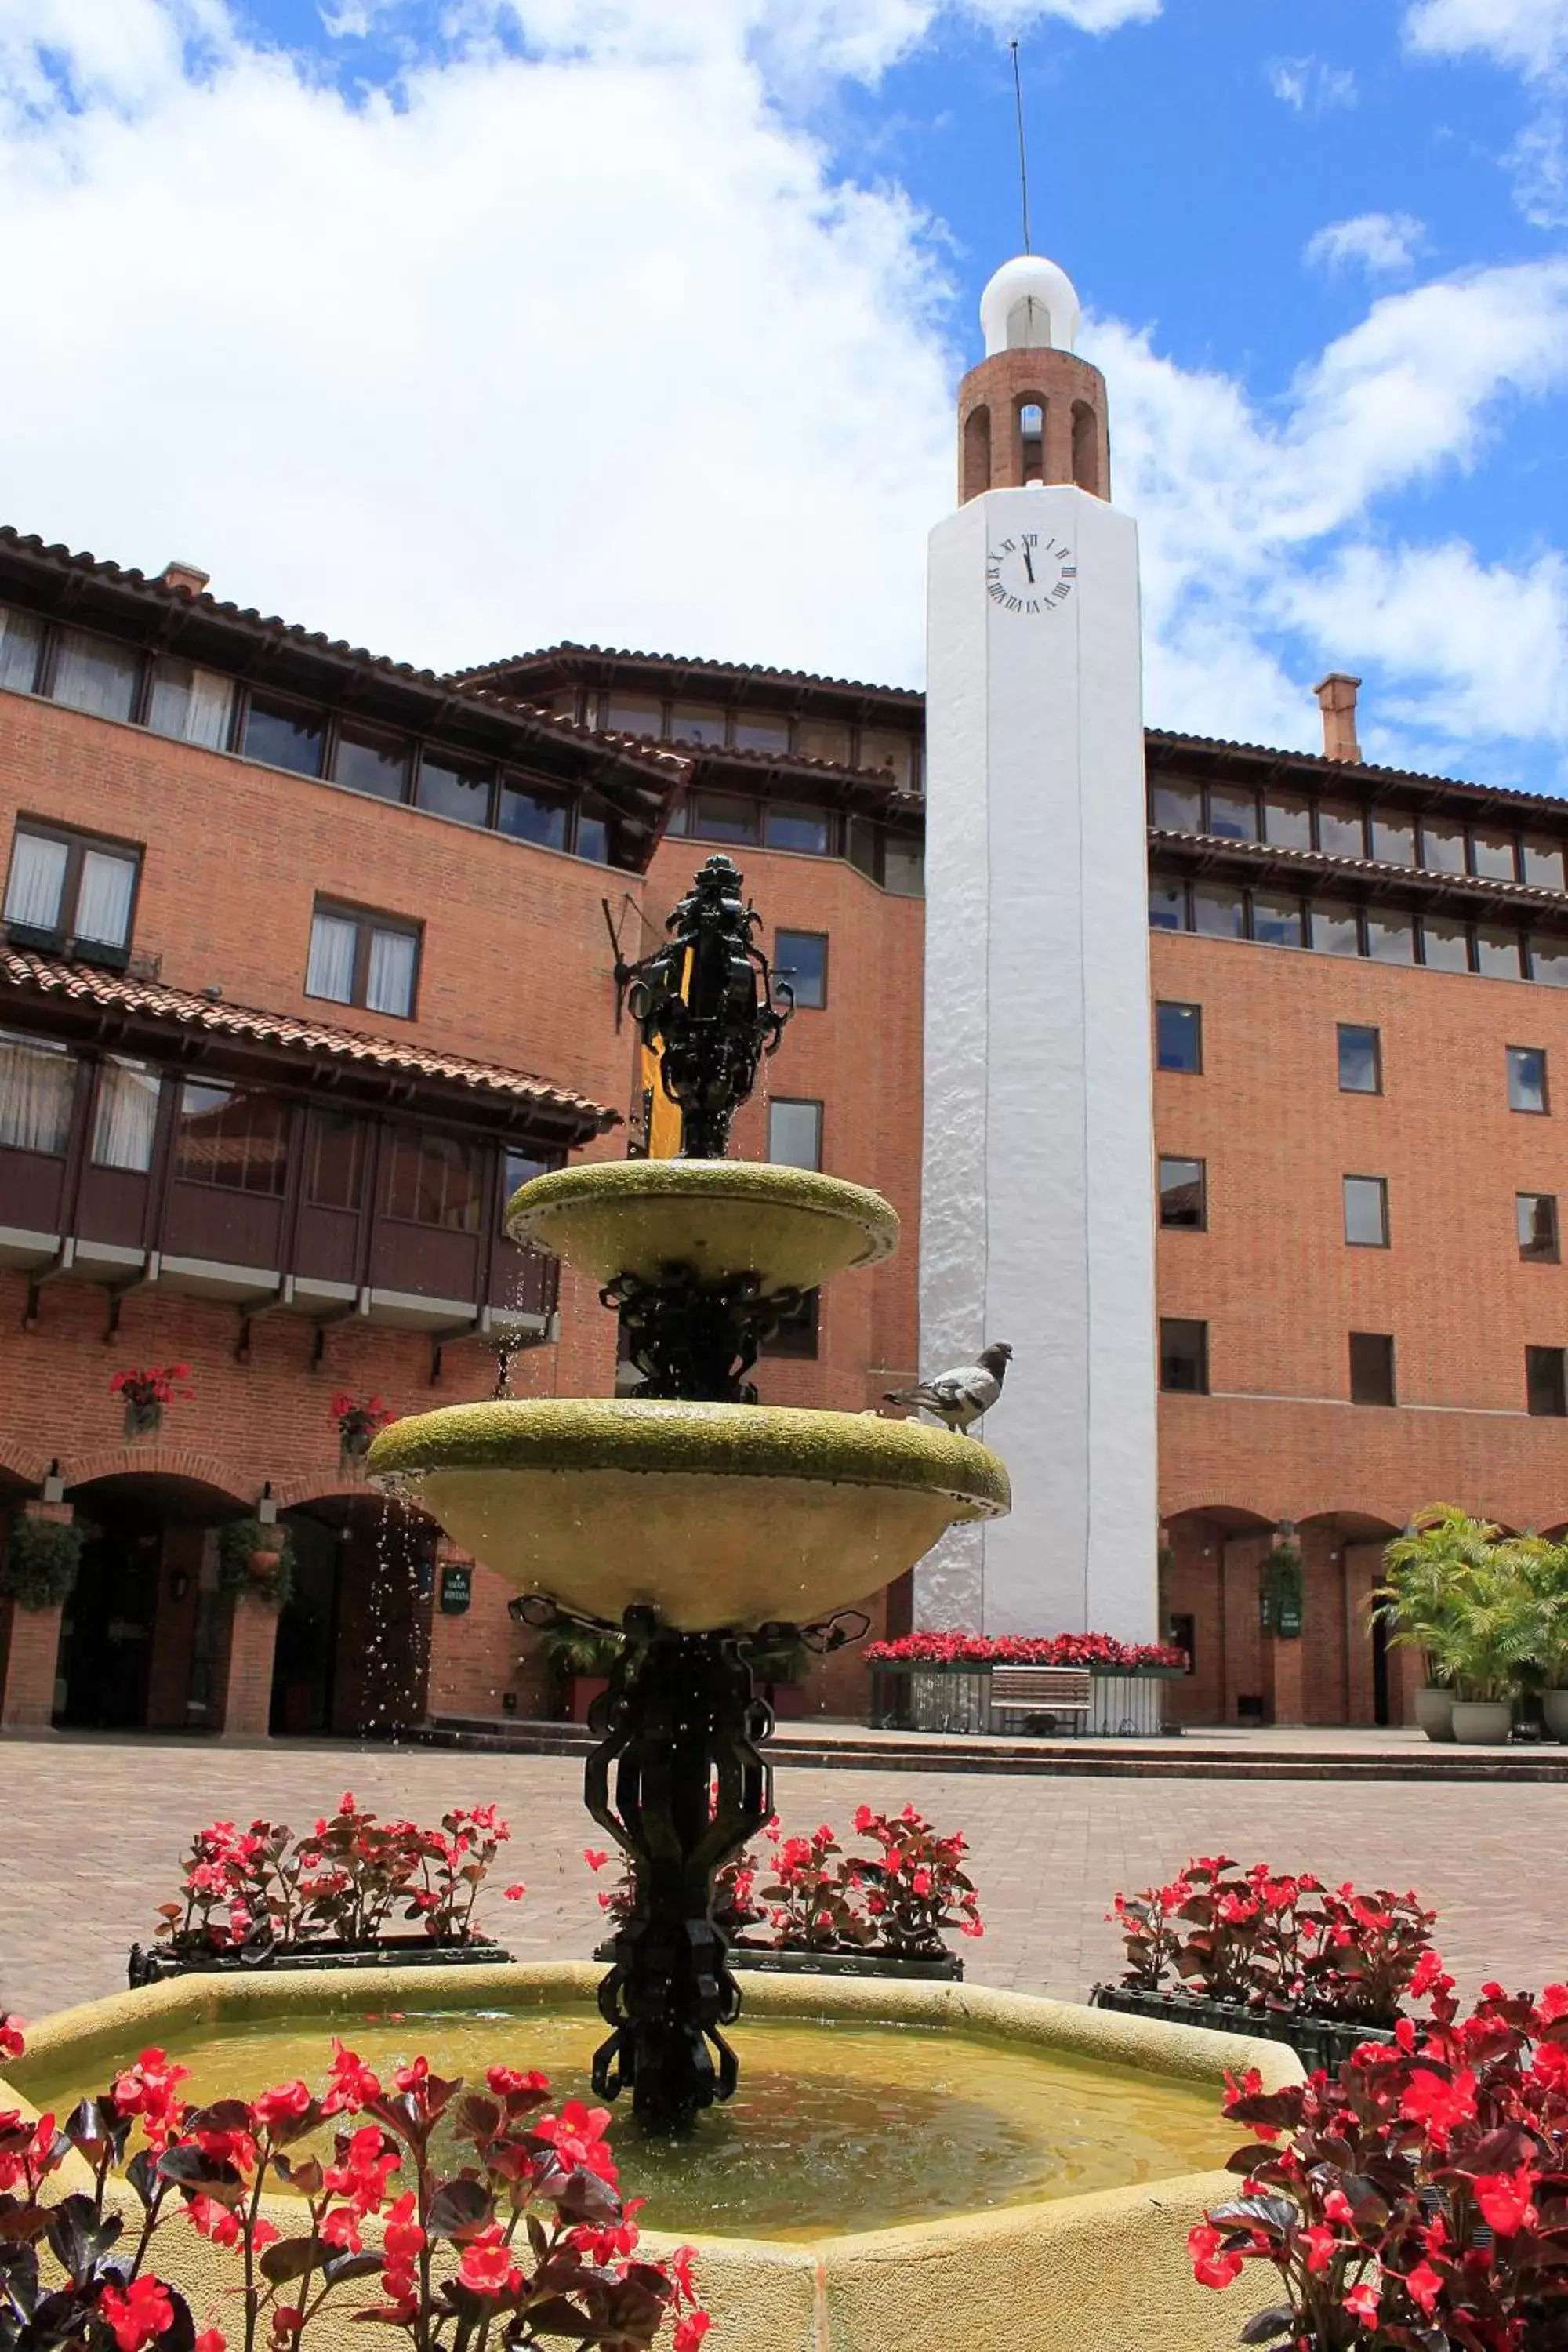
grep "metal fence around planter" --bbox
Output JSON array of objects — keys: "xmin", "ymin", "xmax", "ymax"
[
  {"xmin": 868, "ymin": 1661, "xmax": 1184, "ymax": 1738},
  {"xmin": 127, "ymin": 1935, "xmax": 512, "ymax": 1990},
  {"xmin": 593, "ymin": 1939, "xmax": 961, "ymax": 1981},
  {"xmin": 1089, "ymin": 1983, "xmax": 1397, "ymax": 2074}
]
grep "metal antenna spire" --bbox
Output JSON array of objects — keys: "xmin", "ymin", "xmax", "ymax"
[{"xmin": 1010, "ymin": 38, "xmax": 1032, "ymax": 255}]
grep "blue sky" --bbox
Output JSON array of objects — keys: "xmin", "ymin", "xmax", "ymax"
[{"xmin": 1, "ymin": 0, "xmax": 1564, "ymax": 788}]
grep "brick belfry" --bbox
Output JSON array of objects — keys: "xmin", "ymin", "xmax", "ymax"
[{"xmin": 916, "ymin": 253, "xmax": 1158, "ymax": 1642}]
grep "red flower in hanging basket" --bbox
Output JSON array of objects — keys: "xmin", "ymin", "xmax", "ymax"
[
  {"xmin": 330, "ymin": 1394, "xmax": 394, "ymax": 1447},
  {"xmin": 110, "ymin": 1364, "xmax": 196, "ymax": 1410}
]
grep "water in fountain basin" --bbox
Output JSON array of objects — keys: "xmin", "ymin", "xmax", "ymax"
[{"xmin": 13, "ymin": 2007, "xmax": 1234, "ymax": 2242}]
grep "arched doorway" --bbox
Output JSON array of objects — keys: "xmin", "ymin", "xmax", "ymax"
[
  {"xmin": 57, "ymin": 1472, "xmax": 245, "ymax": 1731},
  {"xmin": 1297, "ymin": 1512, "xmax": 1402, "ymax": 1727},
  {"xmin": 1159, "ymin": 1506, "xmax": 1276, "ymax": 1726},
  {"xmin": 272, "ymin": 1493, "xmax": 436, "ymax": 1739}
]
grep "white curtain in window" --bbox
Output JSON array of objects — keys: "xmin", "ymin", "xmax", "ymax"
[
  {"xmin": 91, "ymin": 1058, "xmax": 159, "ymax": 1170},
  {"xmin": 0, "ymin": 607, "xmax": 42, "ymax": 693},
  {"xmin": 366, "ymin": 927, "xmax": 416, "ymax": 1017},
  {"xmin": 307, "ymin": 912, "xmax": 357, "ymax": 1002},
  {"xmin": 74, "ymin": 848, "xmax": 136, "ymax": 946},
  {"xmin": 3, "ymin": 832, "xmax": 67, "ymax": 929},
  {"xmin": 0, "ymin": 1029, "xmax": 74, "ymax": 1153},
  {"xmin": 51, "ymin": 628, "xmax": 139, "ymax": 723},
  {"xmin": 148, "ymin": 659, "xmax": 233, "ymax": 751}
]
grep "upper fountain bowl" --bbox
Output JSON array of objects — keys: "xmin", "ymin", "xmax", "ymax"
[{"xmin": 506, "ymin": 1160, "xmax": 900, "ymax": 1294}]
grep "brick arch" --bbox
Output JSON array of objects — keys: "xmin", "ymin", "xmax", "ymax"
[
  {"xmin": 1160, "ymin": 1494, "xmax": 1281, "ymax": 1530},
  {"xmin": 273, "ymin": 1475, "xmax": 436, "ymax": 1516},
  {"xmin": 61, "ymin": 1445, "xmax": 253, "ymax": 1506}
]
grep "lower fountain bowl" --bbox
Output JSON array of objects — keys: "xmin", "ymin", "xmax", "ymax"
[
  {"xmin": 5, "ymin": 1963, "xmax": 1301, "ymax": 2352},
  {"xmin": 367, "ymin": 1399, "xmax": 1009, "ymax": 1632}
]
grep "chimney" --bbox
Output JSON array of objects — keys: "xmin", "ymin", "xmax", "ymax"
[
  {"xmin": 158, "ymin": 559, "xmax": 210, "ymax": 596},
  {"xmin": 1314, "ymin": 672, "xmax": 1362, "ymax": 764}
]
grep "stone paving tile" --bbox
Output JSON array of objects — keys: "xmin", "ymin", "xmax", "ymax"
[{"xmin": 0, "ymin": 1737, "xmax": 1563, "ymax": 2027}]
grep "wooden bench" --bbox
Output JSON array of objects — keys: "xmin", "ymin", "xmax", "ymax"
[{"xmin": 988, "ymin": 1666, "xmax": 1094, "ymax": 1737}]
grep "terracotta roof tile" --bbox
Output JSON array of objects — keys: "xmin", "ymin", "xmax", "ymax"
[
  {"xmin": 1148, "ymin": 826, "xmax": 1568, "ymax": 912},
  {"xmin": 447, "ymin": 640, "xmax": 923, "ymax": 704},
  {"xmin": 0, "ymin": 950, "xmax": 617, "ymax": 1131},
  {"xmin": 1146, "ymin": 727, "xmax": 1566, "ymax": 816}
]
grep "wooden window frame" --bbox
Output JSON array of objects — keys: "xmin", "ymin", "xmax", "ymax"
[
  {"xmin": 1526, "ymin": 1345, "xmax": 1568, "ymax": 1419},
  {"xmin": 307, "ymin": 898, "xmax": 423, "ymax": 1020},
  {"xmin": 1508, "ymin": 1045, "xmax": 1550, "ymax": 1115},
  {"xmin": 1337, "ymin": 1023, "xmax": 1382, "ymax": 1095},
  {"xmin": 767, "ymin": 1096, "xmax": 823, "ymax": 1172},
  {"xmin": 1517, "ymin": 1192, "xmax": 1560, "ymax": 1265},
  {"xmin": 1343, "ymin": 1174, "xmax": 1391, "ymax": 1249},
  {"xmin": 1155, "ymin": 1000, "xmax": 1203, "ymax": 1075},
  {"xmin": 1349, "ymin": 1330, "xmax": 1397, "ymax": 1407},
  {"xmin": 775, "ymin": 929, "xmax": 829, "ymax": 1011},
  {"xmin": 1157, "ymin": 1156, "xmax": 1207, "ymax": 1230},
  {"xmin": 1159, "ymin": 1317, "xmax": 1209, "ymax": 1395},
  {"xmin": 4, "ymin": 815, "xmax": 143, "ymax": 956}
]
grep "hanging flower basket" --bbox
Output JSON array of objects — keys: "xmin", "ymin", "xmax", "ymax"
[
  {"xmin": 218, "ymin": 1518, "xmax": 296, "ymax": 1609},
  {"xmin": 332, "ymin": 1392, "xmax": 393, "ymax": 1475},
  {"xmin": 110, "ymin": 1363, "xmax": 194, "ymax": 1442}
]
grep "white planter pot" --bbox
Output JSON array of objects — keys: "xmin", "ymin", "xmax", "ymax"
[
  {"xmin": 1541, "ymin": 1689, "xmax": 1568, "ymax": 1742},
  {"xmin": 1450, "ymin": 1700, "xmax": 1513, "ymax": 1745},
  {"xmin": 1413, "ymin": 1686, "xmax": 1455, "ymax": 1743}
]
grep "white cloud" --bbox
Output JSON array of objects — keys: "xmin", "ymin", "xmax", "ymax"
[
  {"xmin": 1404, "ymin": 0, "xmax": 1568, "ymax": 78},
  {"xmin": 1305, "ymin": 212, "xmax": 1427, "ymax": 278},
  {"xmin": 1266, "ymin": 55, "xmax": 1359, "ymax": 114}
]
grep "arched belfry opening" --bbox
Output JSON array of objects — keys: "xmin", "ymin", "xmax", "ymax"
[
  {"xmin": 1017, "ymin": 398, "xmax": 1045, "ymax": 483},
  {"xmin": 956, "ymin": 252, "xmax": 1111, "ymax": 505},
  {"xmin": 962, "ymin": 403, "xmax": 993, "ymax": 503},
  {"xmin": 1072, "ymin": 401, "xmax": 1102, "ymax": 496}
]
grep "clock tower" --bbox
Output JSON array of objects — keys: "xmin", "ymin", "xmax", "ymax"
[{"xmin": 916, "ymin": 252, "xmax": 1159, "ymax": 1644}]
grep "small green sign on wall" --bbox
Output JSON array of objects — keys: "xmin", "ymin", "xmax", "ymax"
[{"xmin": 439, "ymin": 1563, "xmax": 473, "ymax": 1617}]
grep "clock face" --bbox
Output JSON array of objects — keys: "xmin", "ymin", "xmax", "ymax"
[{"xmin": 985, "ymin": 532, "xmax": 1076, "ymax": 615}]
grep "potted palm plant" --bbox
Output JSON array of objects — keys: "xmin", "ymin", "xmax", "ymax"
[
  {"xmin": 1513, "ymin": 1534, "xmax": 1568, "ymax": 1740},
  {"xmin": 1376, "ymin": 1507, "xmax": 1501, "ymax": 1741},
  {"xmin": 543, "ymin": 1623, "xmax": 623, "ymax": 1722},
  {"xmin": 1420, "ymin": 1544, "xmax": 1535, "ymax": 1743}
]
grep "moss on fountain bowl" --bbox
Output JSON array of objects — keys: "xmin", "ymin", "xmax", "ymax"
[
  {"xmin": 505, "ymin": 1159, "xmax": 900, "ymax": 1293},
  {"xmin": 368, "ymin": 1399, "xmax": 1008, "ymax": 1632},
  {"xmin": 2, "ymin": 1963, "xmax": 1301, "ymax": 2352}
]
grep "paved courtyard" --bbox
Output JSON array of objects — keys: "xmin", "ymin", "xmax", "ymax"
[{"xmin": 0, "ymin": 1736, "xmax": 1562, "ymax": 2026}]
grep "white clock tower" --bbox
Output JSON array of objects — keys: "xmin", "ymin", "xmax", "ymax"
[{"xmin": 916, "ymin": 253, "xmax": 1159, "ymax": 1643}]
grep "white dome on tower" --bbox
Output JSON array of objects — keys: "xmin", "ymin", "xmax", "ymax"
[{"xmin": 978, "ymin": 254, "xmax": 1081, "ymax": 358}]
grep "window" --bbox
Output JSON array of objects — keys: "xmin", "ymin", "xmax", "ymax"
[
  {"xmin": 1207, "ymin": 787, "xmax": 1258, "ymax": 842},
  {"xmin": 1370, "ymin": 812, "xmax": 1416, "ymax": 866},
  {"xmin": 882, "ymin": 838, "xmax": 924, "ymax": 897},
  {"xmin": 334, "ymin": 725, "xmax": 409, "ymax": 802},
  {"xmin": 0, "ymin": 1029, "xmax": 74, "ymax": 1155},
  {"xmin": 175, "ymin": 1083, "xmax": 289, "ymax": 1195},
  {"xmin": 762, "ymin": 1288, "xmax": 819, "ymax": 1359},
  {"xmin": 1192, "ymin": 884, "xmax": 1244, "ymax": 938},
  {"xmin": 602, "ymin": 695, "xmax": 662, "ymax": 738},
  {"xmin": 795, "ymin": 719, "xmax": 851, "ymax": 765},
  {"xmin": 0, "ymin": 606, "xmax": 42, "ymax": 694},
  {"xmin": 501, "ymin": 1146, "xmax": 555, "ymax": 1222},
  {"xmin": 90, "ymin": 1058, "xmax": 159, "ymax": 1171},
  {"xmin": 1158, "ymin": 1157, "xmax": 1206, "ymax": 1229},
  {"xmin": 1344, "ymin": 1175, "xmax": 1389, "ymax": 1247},
  {"xmin": 1508, "ymin": 1047, "xmax": 1548, "ymax": 1113},
  {"xmin": 1150, "ymin": 782, "xmax": 1202, "ymax": 832},
  {"xmin": 860, "ymin": 731, "xmax": 912, "ymax": 786},
  {"xmin": 1149, "ymin": 880, "xmax": 1187, "ymax": 931},
  {"xmin": 3, "ymin": 822, "xmax": 140, "ymax": 950},
  {"xmin": 1532, "ymin": 940, "xmax": 1568, "ymax": 989},
  {"xmin": 1526, "ymin": 1347, "xmax": 1567, "ymax": 1417},
  {"xmin": 576, "ymin": 813, "xmax": 610, "ymax": 865},
  {"xmin": 147, "ymin": 657, "xmax": 233, "ymax": 751},
  {"xmin": 690, "ymin": 792, "xmax": 760, "ymax": 846},
  {"xmin": 1476, "ymin": 928, "xmax": 1524, "ymax": 981},
  {"xmin": 498, "ymin": 782, "xmax": 569, "ymax": 850},
  {"xmin": 1518, "ymin": 1193, "xmax": 1559, "ymax": 1263},
  {"xmin": 382, "ymin": 1129, "xmax": 483, "ymax": 1231},
  {"xmin": 1524, "ymin": 840, "xmax": 1566, "ymax": 891},
  {"xmin": 766, "ymin": 803, "xmax": 831, "ymax": 855},
  {"xmin": 1421, "ymin": 820, "xmax": 1465, "ymax": 875},
  {"xmin": 1338, "ymin": 1024, "xmax": 1381, "ymax": 1094},
  {"xmin": 775, "ymin": 931, "xmax": 827, "ymax": 1010},
  {"xmin": 768, "ymin": 1098, "xmax": 822, "ymax": 1171},
  {"xmin": 49, "ymin": 627, "xmax": 140, "ymax": 724},
  {"xmin": 241, "ymin": 693, "xmax": 325, "ymax": 777},
  {"xmin": 668, "ymin": 703, "xmax": 728, "ymax": 747},
  {"xmin": 307, "ymin": 1112, "xmax": 368, "ymax": 1211},
  {"xmin": 306, "ymin": 902, "xmax": 419, "ymax": 1019},
  {"xmin": 1265, "ymin": 794, "xmax": 1312, "ymax": 851},
  {"xmin": 1472, "ymin": 829, "xmax": 1517, "ymax": 881},
  {"xmin": 1251, "ymin": 891, "xmax": 1304, "ymax": 948},
  {"xmin": 734, "ymin": 715, "xmax": 790, "ymax": 754},
  {"xmin": 417, "ymin": 754, "xmax": 491, "ymax": 827},
  {"xmin": 1317, "ymin": 802, "xmax": 1365, "ymax": 858},
  {"xmin": 1421, "ymin": 916, "xmax": 1470, "ymax": 973},
  {"xmin": 1349, "ymin": 1331, "xmax": 1396, "ymax": 1406},
  {"xmin": 1160, "ymin": 1319, "xmax": 1208, "ymax": 1394},
  {"xmin": 1365, "ymin": 909, "xmax": 1416, "ymax": 965},
  {"xmin": 1156, "ymin": 1000, "xmax": 1202, "ymax": 1073},
  {"xmin": 1309, "ymin": 901, "xmax": 1360, "ymax": 957}
]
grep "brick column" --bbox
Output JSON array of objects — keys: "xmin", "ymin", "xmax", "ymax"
[
  {"xmin": 216, "ymin": 1592, "xmax": 280, "ymax": 1742},
  {"xmin": 0, "ymin": 1501, "xmax": 71, "ymax": 1736},
  {"xmin": 1261, "ymin": 1528, "xmax": 1305, "ymax": 1728}
]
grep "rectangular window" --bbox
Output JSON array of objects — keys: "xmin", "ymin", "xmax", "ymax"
[
  {"xmin": 1310, "ymin": 901, "xmax": 1361, "ymax": 957},
  {"xmin": 1518, "ymin": 1193, "xmax": 1559, "ymax": 1263},
  {"xmin": 859, "ymin": 731, "xmax": 912, "ymax": 786},
  {"xmin": 1192, "ymin": 883, "xmax": 1245, "ymax": 938},
  {"xmin": 775, "ymin": 930, "xmax": 827, "ymax": 1009},
  {"xmin": 0, "ymin": 1029, "xmax": 74, "ymax": 1155},
  {"xmin": 768, "ymin": 1098, "xmax": 822, "ymax": 1171},
  {"xmin": 576, "ymin": 812, "xmax": 609, "ymax": 864},
  {"xmin": 1264, "ymin": 794, "xmax": 1312, "ymax": 851},
  {"xmin": 1160, "ymin": 1318, "xmax": 1209, "ymax": 1394},
  {"xmin": 1344, "ymin": 1174, "xmax": 1390, "ymax": 1247},
  {"xmin": 1158, "ymin": 1156, "xmax": 1206, "ymax": 1229},
  {"xmin": 881, "ymin": 837, "xmax": 924, "ymax": 897},
  {"xmin": 417, "ymin": 753, "xmax": 492, "ymax": 827},
  {"xmin": 1251, "ymin": 891, "xmax": 1304, "ymax": 948},
  {"xmin": 307, "ymin": 1112, "xmax": 368, "ymax": 1211},
  {"xmin": 3, "ymin": 822, "xmax": 140, "ymax": 950},
  {"xmin": 1207, "ymin": 787, "xmax": 1258, "ymax": 842},
  {"xmin": 0, "ymin": 606, "xmax": 43, "ymax": 694},
  {"xmin": 1527, "ymin": 1347, "xmax": 1568, "ymax": 1417},
  {"xmin": 1338, "ymin": 1024, "xmax": 1381, "ymax": 1094},
  {"xmin": 147, "ymin": 657, "xmax": 234, "ymax": 751},
  {"xmin": 1472, "ymin": 829, "xmax": 1518, "ymax": 881},
  {"xmin": 734, "ymin": 714, "xmax": 791, "ymax": 754},
  {"xmin": 498, "ymin": 782, "xmax": 569, "ymax": 850},
  {"xmin": 500, "ymin": 1145, "xmax": 554, "ymax": 1223},
  {"xmin": 1524, "ymin": 840, "xmax": 1566, "ymax": 891},
  {"xmin": 306, "ymin": 902, "xmax": 419, "ymax": 1019},
  {"xmin": 762, "ymin": 1287, "xmax": 819, "ymax": 1359},
  {"xmin": 1508, "ymin": 1046, "xmax": 1548, "ymax": 1113},
  {"xmin": 795, "ymin": 719, "xmax": 851, "ymax": 765},
  {"xmin": 1316, "ymin": 802, "xmax": 1365, "ymax": 858},
  {"xmin": 1149, "ymin": 879, "xmax": 1187, "ymax": 931},
  {"xmin": 335, "ymin": 724, "xmax": 409, "ymax": 802},
  {"xmin": 1421, "ymin": 820, "xmax": 1465, "ymax": 875},
  {"xmin": 49, "ymin": 627, "xmax": 140, "ymax": 724},
  {"xmin": 1156, "ymin": 1000, "xmax": 1202, "ymax": 1073},
  {"xmin": 241, "ymin": 692, "xmax": 325, "ymax": 777},
  {"xmin": 1531, "ymin": 939, "xmax": 1568, "ymax": 989},
  {"xmin": 1370, "ymin": 812, "xmax": 1416, "ymax": 866},
  {"xmin": 1150, "ymin": 782, "xmax": 1201, "ymax": 831},
  {"xmin": 90, "ymin": 1058, "xmax": 159, "ymax": 1171},
  {"xmin": 690, "ymin": 792, "xmax": 760, "ymax": 845},
  {"xmin": 1421, "ymin": 916, "xmax": 1471, "ymax": 972},
  {"xmin": 382, "ymin": 1129, "xmax": 483, "ymax": 1231},
  {"xmin": 175, "ymin": 1083, "xmax": 289, "ymax": 1195},
  {"xmin": 766, "ymin": 803, "xmax": 831, "ymax": 855},
  {"xmin": 602, "ymin": 694, "xmax": 662, "ymax": 739},
  {"xmin": 1350, "ymin": 1331, "xmax": 1396, "ymax": 1406},
  {"xmin": 1476, "ymin": 928, "xmax": 1524, "ymax": 981},
  {"xmin": 669, "ymin": 703, "xmax": 728, "ymax": 747},
  {"xmin": 1365, "ymin": 909, "xmax": 1416, "ymax": 965}
]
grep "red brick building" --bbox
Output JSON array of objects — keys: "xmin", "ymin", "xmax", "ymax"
[{"xmin": 4, "ymin": 524, "xmax": 1568, "ymax": 1734}]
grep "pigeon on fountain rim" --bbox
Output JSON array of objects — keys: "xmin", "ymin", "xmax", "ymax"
[{"xmin": 882, "ymin": 1343, "xmax": 1013, "ymax": 1434}]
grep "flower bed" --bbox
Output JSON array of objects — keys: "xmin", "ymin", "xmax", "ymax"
[
  {"xmin": 129, "ymin": 1796, "xmax": 522, "ymax": 1986},
  {"xmin": 865, "ymin": 1632, "xmax": 1188, "ymax": 1671}
]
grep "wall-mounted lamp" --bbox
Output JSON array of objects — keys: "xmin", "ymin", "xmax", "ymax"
[
  {"xmin": 257, "ymin": 1479, "xmax": 278, "ymax": 1527},
  {"xmin": 42, "ymin": 1460, "xmax": 64, "ymax": 1504}
]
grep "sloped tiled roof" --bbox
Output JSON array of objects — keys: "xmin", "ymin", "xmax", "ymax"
[
  {"xmin": 448, "ymin": 640, "xmax": 924, "ymax": 704},
  {"xmin": 0, "ymin": 950, "xmax": 617, "ymax": 1132},
  {"xmin": 1146, "ymin": 726, "xmax": 1565, "ymax": 815},
  {"xmin": 1148, "ymin": 827, "xmax": 1568, "ymax": 912}
]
